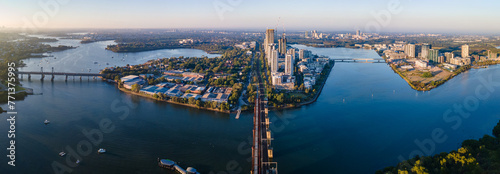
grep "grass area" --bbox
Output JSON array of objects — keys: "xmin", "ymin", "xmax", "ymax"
[
  {"xmin": 288, "ymin": 92, "xmax": 307, "ymax": 99},
  {"xmin": 391, "ymin": 64, "xmax": 454, "ymax": 91}
]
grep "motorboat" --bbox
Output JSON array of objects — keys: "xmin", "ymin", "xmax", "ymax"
[{"xmin": 98, "ymin": 148, "xmax": 106, "ymax": 154}]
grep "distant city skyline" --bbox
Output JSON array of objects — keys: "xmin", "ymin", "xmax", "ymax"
[{"xmin": 1, "ymin": 0, "xmax": 500, "ymax": 34}]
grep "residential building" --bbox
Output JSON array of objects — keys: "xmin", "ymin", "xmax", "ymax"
[
  {"xmin": 299, "ymin": 49, "xmax": 311, "ymax": 60},
  {"xmin": 285, "ymin": 54, "xmax": 294, "ymax": 75},
  {"xmin": 287, "ymin": 48, "xmax": 296, "ymax": 60},
  {"xmin": 462, "ymin": 44, "xmax": 470, "ymax": 58},
  {"xmin": 271, "ymin": 49, "xmax": 279, "ymax": 73},
  {"xmin": 278, "ymin": 34, "xmax": 287, "ymax": 55},
  {"xmin": 444, "ymin": 52, "xmax": 454, "ymax": 63},
  {"xmin": 415, "ymin": 60, "xmax": 428, "ymax": 68},
  {"xmin": 264, "ymin": 29, "xmax": 275, "ymax": 56},
  {"xmin": 428, "ymin": 49, "xmax": 439, "ymax": 63},
  {"xmin": 421, "ymin": 43, "xmax": 431, "ymax": 59},
  {"xmin": 404, "ymin": 44, "xmax": 415, "ymax": 58}
]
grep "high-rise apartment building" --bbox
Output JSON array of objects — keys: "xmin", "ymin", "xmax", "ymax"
[
  {"xmin": 264, "ymin": 29, "xmax": 275, "ymax": 57},
  {"xmin": 271, "ymin": 49, "xmax": 278, "ymax": 73},
  {"xmin": 404, "ymin": 44, "xmax": 415, "ymax": 58},
  {"xmin": 462, "ymin": 44, "xmax": 470, "ymax": 58},
  {"xmin": 428, "ymin": 49, "xmax": 439, "ymax": 63},
  {"xmin": 285, "ymin": 53, "xmax": 294, "ymax": 75},
  {"xmin": 421, "ymin": 43, "xmax": 431, "ymax": 59}
]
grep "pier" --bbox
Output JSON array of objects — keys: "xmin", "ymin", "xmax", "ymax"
[{"xmin": 16, "ymin": 67, "xmax": 103, "ymax": 81}]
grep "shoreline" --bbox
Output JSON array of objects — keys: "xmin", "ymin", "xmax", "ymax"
[
  {"xmin": 115, "ymin": 84, "xmax": 230, "ymax": 114},
  {"xmin": 383, "ymin": 59, "xmax": 500, "ymax": 91},
  {"xmin": 107, "ymin": 59, "xmax": 334, "ymax": 113},
  {"xmin": 268, "ymin": 60, "xmax": 335, "ymax": 110}
]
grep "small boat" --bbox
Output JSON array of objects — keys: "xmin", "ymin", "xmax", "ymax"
[
  {"xmin": 94, "ymin": 61, "xmax": 98, "ymax": 64},
  {"xmin": 106, "ymin": 63, "xmax": 109, "ymax": 65},
  {"xmin": 44, "ymin": 120, "xmax": 50, "ymax": 124},
  {"xmin": 59, "ymin": 152, "xmax": 66, "ymax": 157},
  {"xmin": 98, "ymin": 148, "xmax": 106, "ymax": 154},
  {"xmin": 76, "ymin": 160, "xmax": 80, "ymax": 164}
]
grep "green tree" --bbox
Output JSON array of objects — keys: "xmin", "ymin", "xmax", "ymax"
[
  {"xmin": 422, "ymin": 72, "xmax": 434, "ymax": 78},
  {"xmin": 188, "ymin": 97, "xmax": 196, "ymax": 105},
  {"xmin": 277, "ymin": 93, "xmax": 285, "ymax": 103},
  {"xmin": 492, "ymin": 120, "xmax": 500, "ymax": 138},
  {"xmin": 131, "ymin": 84, "xmax": 140, "ymax": 93}
]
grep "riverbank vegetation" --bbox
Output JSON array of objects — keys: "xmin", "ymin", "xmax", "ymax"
[
  {"xmin": 106, "ymin": 42, "xmax": 231, "ymax": 54},
  {"xmin": 102, "ymin": 48, "xmax": 253, "ymax": 112},
  {"xmin": 102, "ymin": 48, "xmax": 252, "ymax": 86},
  {"xmin": 378, "ymin": 120, "xmax": 500, "ymax": 174},
  {"xmin": 119, "ymin": 85, "xmax": 231, "ymax": 112}
]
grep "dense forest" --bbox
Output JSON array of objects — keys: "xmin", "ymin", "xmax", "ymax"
[{"xmin": 378, "ymin": 120, "xmax": 500, "ymax": 174}]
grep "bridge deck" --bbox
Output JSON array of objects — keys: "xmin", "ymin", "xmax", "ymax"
[{"xmin": 16, "ymin": 71, "xmax": 103, "ymax": 76}]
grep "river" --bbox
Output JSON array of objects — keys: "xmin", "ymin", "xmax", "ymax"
[{"xmin": 1, "ymin": 41, "xmax": 500, "ymax": 174}]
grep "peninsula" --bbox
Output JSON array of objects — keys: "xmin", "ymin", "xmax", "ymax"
[{"xmin": 100, "ymin": 29, "xmax": 335, "ymax": 113}]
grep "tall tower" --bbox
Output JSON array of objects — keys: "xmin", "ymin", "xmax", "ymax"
[
  {"xmin": 462, "ymin": 44, "xmax": 470, "ymax": 58},
  {"xmin": 264, "ymin": 29, "xmax": 275, "ymax": 57},
  {"xmin": 271, "ymin": 49, "xmax": 278, "ymax": 73},
  {"xmin": 405, "ymin": 44, "xmax": 415, "ymax": 58},
  {"xmin": 421, "ymin": 43, "xmax": 431, "ymax": 59},
  {"xmin": 428, "ymin": 49, "xmax": 439, "ymax": 63},
  {"xmin": 285, "ymin": 53, "xmax": 294, "ymax": 75},
  {"xmin": 278, "ymin": 37, "xmax": 287, "ymax": 55}
]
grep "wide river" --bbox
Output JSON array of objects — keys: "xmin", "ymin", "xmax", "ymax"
[{"xmin": 1, "ymin": 40, "xmax": 500, "ymax": 174}]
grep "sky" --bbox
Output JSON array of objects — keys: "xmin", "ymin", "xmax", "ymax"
[{"xmin": 0, "ymin": 0, "xmax": 499, "ymax": 34}]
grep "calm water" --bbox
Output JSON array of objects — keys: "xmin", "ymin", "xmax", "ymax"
[
  {"xmin": 21, "ymin": 36, "xmax": 219, "ymax": 74},
  {"xmin": 1, "ymin": 42, "xmax": 500, "ymax": 174}
]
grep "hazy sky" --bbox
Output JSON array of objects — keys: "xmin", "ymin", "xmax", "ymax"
[{"xmin": 1, "ymin": 0, "xmax": 499, "ymax": 33}]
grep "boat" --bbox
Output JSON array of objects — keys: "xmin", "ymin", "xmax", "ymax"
[
  {"xmin": 44, "ymin": 120, "xmax": 50, "ymax": 124},
  {"xmin": 59, "ymin": 152, "xmax": 66, "ymax": 157},
  {"xmin": 106, "ymin": 63, "xmax": 109, "ymax": 65},
  {"xmin": 97, "ymin": 148, "xmax": 106, "ymax": 154},
  {"xmin": 93, "ymin": 61, "xmax": 98, "ymax": 64},
  {"xmin": 76, "ymin": 160, "xmax": 80, "ymax": 164}
]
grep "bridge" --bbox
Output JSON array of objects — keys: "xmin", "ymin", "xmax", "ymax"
[
  {"xmin": 251, "ymin": 55, "xmax": 277, "ymax": 174},
  {"xmin": 333, "ymin": 58, "xmax": 386, "ymax": 63},
  {"xmin": 16, "ymin": 67, "xmax": 103, "ymax": 81}
]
